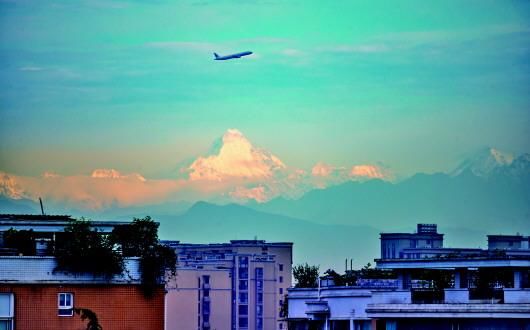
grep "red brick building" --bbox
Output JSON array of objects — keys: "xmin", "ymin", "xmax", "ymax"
[
  {"xmin": 0, "ymin": 215, "xmax": 166, "ymax": 330},
  {"xmin": 0, "ymin": 284, "xmax": 164, "ymax": 330}
]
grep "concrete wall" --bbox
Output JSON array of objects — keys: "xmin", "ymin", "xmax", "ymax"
[
  {"xmin": 165, "ymin": 268, "xmax": 232, "ymax": 330},
  {"xmin": 444, "ymin": 289, "xmax": 469, "ymax": 303},
  {"xmin": 504, "ymin": 289, "xmax": 530, "ymax": 303}
]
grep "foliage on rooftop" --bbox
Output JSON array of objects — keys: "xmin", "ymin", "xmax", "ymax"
[
  {"xmin": 110, "ymin": 216, "xmax": 177, "ymax": 297},
  {"xmin": 53, "ymin": 216, "xmax": 176, "ymax": 298},
  {"xmin": 54, "ymin": 218, "xmax": 124, "ymax": 279},
  {"xmin": 293, "ymin": 263, "xmax": 319, "ymax": 288},
  {"xmin": 3, "ymin": 228, "xmax": 36, "ymax": 256}
]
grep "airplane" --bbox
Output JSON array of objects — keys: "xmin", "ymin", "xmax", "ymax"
[{"xmin": 213, "ymin": 51, "xmax": 253, "ymax": 60}]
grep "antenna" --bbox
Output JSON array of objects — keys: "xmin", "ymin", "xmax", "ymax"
[{"xmin": 39, "ymin": 197, "xmax": 45, "ymax": 216}]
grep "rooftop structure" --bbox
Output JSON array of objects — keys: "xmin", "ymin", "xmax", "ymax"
[{"xmin": 288, "ymin": 224, "xmax": 530, "ymax": 330}]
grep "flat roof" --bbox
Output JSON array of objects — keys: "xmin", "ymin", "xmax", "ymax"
[{"xmin": 376, "ymin": 257, "xmax": 530, "ymax": 269}]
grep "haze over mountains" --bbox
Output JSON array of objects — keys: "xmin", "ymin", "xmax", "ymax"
[{"xmin": 1, "ymin": 132, "xmax": 529, "ymax": 269}]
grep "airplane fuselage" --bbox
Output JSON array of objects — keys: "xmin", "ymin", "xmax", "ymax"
[{"xmin": 214, "ymin": 51, "xmax": 253, "ymax": 60}]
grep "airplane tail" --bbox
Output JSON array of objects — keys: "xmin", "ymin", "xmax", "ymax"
[{"xmin": 214, "ymin": 52, "xmax": 220, "ymax": 59}]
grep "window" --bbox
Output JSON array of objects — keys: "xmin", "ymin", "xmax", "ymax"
[
  {"xmin": 279, "ymin": 288, "xmax": 283, "ymax": 294},
  {"xmin": 239, "ymin": 280, "xmax": 248, "ymax": 290},
  {"xmin": 279, "ymin": 264, "xmax": 284, "ymax": 271},
  {"xmin": 58, "ymin": 293, "xmax": 73, "ymax": 316},
  {"xmin": 279, "ymin": 323, "xmax": 283, "ymax": 329},
  {"xmin": 202, "ymin": 301, "xmax": 210, "ymax": 314},
  {"xmin": 279, "ymin": 276, "xmax": 283, "ymax": 283},
  {"xmin": 238, "ymin": 305, "xmax": 248, "ymax": 315},
  {"xmin": 0, "ymin": 293, "xmax": 14, "ymax": 330},
  {"xmin": 202, "ymin": 275, "xmax": 210, "ymax": 284},
  {"xmin": 238, "ymin": 292, "xmax": 248, "ymax": 304},
  {"xmin": 238, "ymin": 317, "xmax": 248, "ymax": 328}
]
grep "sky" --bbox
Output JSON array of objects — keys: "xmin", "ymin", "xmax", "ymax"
[{"xmin": 1, "ymin": 0, "xmax": 529, "ymax": 183}]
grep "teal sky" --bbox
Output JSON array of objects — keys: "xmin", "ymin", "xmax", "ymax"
[{"xmin": 1, "ymin": 0, "xmax": 529, "ymax": 178}]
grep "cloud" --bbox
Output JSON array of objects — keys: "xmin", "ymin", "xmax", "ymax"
[
  {"xmin": 280, "ymin": 48, "xmax": 305, "ymax": 57},
  {"xmin": 0, "ymin": 129, "xmax": 393, "ymax": 207},
  {"xmin": 146, "ymin": 41, "xmax": 219, "ymax": 53},
  {"xmin": 19, "ymin": 66, "xmax": 44, "ymax": 72},
  {"xmin": 0, "ymin": 170, "xmax": 180, "ymax": 211},
  {"xmin": 91, "ymin": 168, "xmax": 146, "ymax": 182},
  {"xmin": 322, "ymin": 44, "xmax": 390, "ymax": 54}
]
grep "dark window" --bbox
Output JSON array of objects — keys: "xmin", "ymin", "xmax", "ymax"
[
  {"xmin": 279, "ymin": 264, "xmax": 284, "ymax": 271},
  {"xmin": 202, "ymin": 301, "xmax": 210, "ymax": 314},
  {"xmin": 239, "ymin": 280, "xmax": 248, "ymax": 290},
  {"xmin": 202, "ymin": 275, "xmax": 210, "ymax": 284},
  {"xmin": 239, "ymin": 317, "xmax": 248, "ymax": 328},
  {"xmin": 279, "ymin": 276, "xmax": 283, "ymax": 283},
  {"xmin": 238, "ymin": 292, "xmax": 248, "ymax": 303},
  {"xmin": 239, "ymin": 268, "xmax": 249, "ymax": 278},
  {"xmin": 279, "ymin": 288, "xmax": 283, "ymax": 294},
  {"xmin": 238, "ymin": 305, "xmax": 248, "ymax": 315}
]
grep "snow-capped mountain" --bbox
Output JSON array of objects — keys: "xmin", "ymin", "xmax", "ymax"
[
  {"xmin": 452, "ymin": 148, "xmax": 515, "ymax": 177},
  {"xmin": 451, "ymin": 147, "xmax": 530, "ymax": 181}
]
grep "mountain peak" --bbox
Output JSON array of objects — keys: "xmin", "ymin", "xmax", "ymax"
[
  {"xmin": 0, "ymin": 172, "xmax": 25, "ymax": 200},
  {"xmin": 452, "ymin": 147, "xmax": 515, "ymax": 177},
  {"xmin": 187, "ymin": 129, "xmax": 286, "ymax": 181}
]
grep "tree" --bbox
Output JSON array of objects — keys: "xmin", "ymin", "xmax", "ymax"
[
  {"xmin": 3, "ymin": 228, "xmax": 36, "ymax": 256},
  {"xmin": 75, "ymin": 308, "xmax": 103, "ymax": 330},
  {"xmin": 323, "ymin": 269, "xmax": 345, "ymax": 286},
  {"xmin": 54, "ymin": 218, "xmax": 124, "ymax": 279},
  {"xmin": 293, "ymin": 263, "xmax": 319, "ymax": 288},
  {"xmin": 110, "ymin": 217, "xmax": 177, "ymax": 297},
  {"xmin": 359, "ymin": 262, "xmax": 395, "ymax": 279}
]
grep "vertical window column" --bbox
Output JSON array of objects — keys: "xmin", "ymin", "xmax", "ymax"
[
  {"xmin": 255, "ymin": 267, "xmax": 263, "ymax": 330},
  {"xmin": 238, "ymin": 256, "xmax": 249, "ymax": 330},
  {"xmin": 202, "ymin": 275, "xmax": 211, "ymax": 330}
]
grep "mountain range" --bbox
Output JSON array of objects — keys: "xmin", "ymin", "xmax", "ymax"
[{"xmin": 1, "ymin": 140, "xmax": 529, "ymax": 269}]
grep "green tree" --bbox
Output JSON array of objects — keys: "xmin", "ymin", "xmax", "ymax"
[
  {"xmin": 54, "ymin": 219, "xmax": 124, "ymax": 278},
  {"xmin": 293, "ymin": 263, "xmax": 319, "ymax": 288},
  {"xmin": 359, "ymin": 262, "xmax": 395, "ymax": 279},
  {"xmin": 110, "ymin": 217, "xmax": 177, "ymax": 297},
  {"xmin": 323, "ymin": 269, "xmax": 345, "ymax": 286}
]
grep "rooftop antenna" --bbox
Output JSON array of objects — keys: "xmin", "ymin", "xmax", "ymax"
[{"xmin": 39, "ymin": 197, "xmax": 45, "ymax": 216}]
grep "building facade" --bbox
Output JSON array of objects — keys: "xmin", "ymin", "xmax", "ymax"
[
  {"xmin": 288, "ymin": 224, "xmax": 530, "ymax": 330},
  {"xmin": 164, "ymin": 240, "xmax": 293, "ymax": 330},
  {"xmin": 0, "ymin": 214, "xmax": 165, "ymax": 330}
]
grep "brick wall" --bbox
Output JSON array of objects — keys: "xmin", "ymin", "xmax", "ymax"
[{"xmin": 0, "ymin": 284, "xmax": 164, "ymax": 330}]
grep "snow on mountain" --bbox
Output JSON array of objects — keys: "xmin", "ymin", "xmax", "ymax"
[
  {"xmin": 0, "ymin": 172, "xmax": 25, "ymax": 200},
  {"xmin": 186, "ymin": 129, "xmax": 286, "ymax": 181},
  {"xmin": 91, "ymin": 169, "xmax": 146, "ymax": 181},
  {"xmin": 451, "ymin": 148, "xmax": 530, "ymax": 181}
]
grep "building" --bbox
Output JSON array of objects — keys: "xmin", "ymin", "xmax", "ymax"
[
  {"xmin": 0, "ymin": 214, "xmax": 165, "ymax": 330},
  {"xmin": 164, "ymin": 240, "xmax": 293, "ymax": 330},
  {"xmin": 288, "ymin": 224, "xmax": 530, "ymax": 330}
]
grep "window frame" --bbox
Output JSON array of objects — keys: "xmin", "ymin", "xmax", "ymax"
[{"xmin": 57, "ymin": 292, "xmax": 74, "ymax": 317}]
